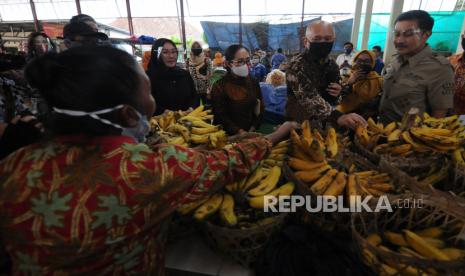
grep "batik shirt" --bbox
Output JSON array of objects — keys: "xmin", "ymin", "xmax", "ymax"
[
  {"xmin": 449, "ymin": 53, "xmax": 465, "ymax": 115},
  {"xmin": 0, "ymin": 77, "xmax": 28, "ymax": 123},
  {"xmin": 0, "ymin": 135, "xmax": 271, "ymax": 275},
  {"xmin": 285, "ymin": 53, "xmax": 341, "ymax": 123}
]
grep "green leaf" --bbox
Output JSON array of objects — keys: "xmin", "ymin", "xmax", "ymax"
[
  {"xmin": 161, "ymin": 145, "xmax": 188, "ymax": 162},
  {"xmin": 16, "ymin": 252, "xmax": 41, "ymax": 275},
  {"xmin": 26, "ymin": 170, "xmax": 43, "ymax": 188},
  {"xmin": 31, "ymin": 192, "xmax": 72, "ymax": 228},
  {"xmin": 91, "ymin": 195, "xmax": 131, "ymax": 230},
  {"xmin": 122, "ymin": 143, "xmax": 152, "ymax": 162}
]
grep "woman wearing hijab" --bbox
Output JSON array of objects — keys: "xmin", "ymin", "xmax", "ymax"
[
  {"xmin": 211, "ymin": 44, "xmax": 264, "ymax": 135},
  {"xmin": 187, "ymin": 41, "xmax": 211, "ymax": 105},
  {"xmin": 0, "ymin": 46, "xmax": 296, "ymax": 275},
  {"xmin": 147, "ymin": 38, "xmax": 199, "ymax": 115},
  {"xmin": 336, "ymin": 50, "xmax": 383, "ymax": 119}
]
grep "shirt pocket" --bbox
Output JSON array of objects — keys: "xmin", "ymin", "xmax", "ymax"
[{"xmin": 391, "ymin": 78, "xmax": 424, "ymax": 110}]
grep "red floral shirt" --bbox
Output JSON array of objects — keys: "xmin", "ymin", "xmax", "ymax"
[
  {"xmin": 0, "ymin": 135, "xmax": 271, "ymax": 275},
  {"xmin": 449, "ymin": 54, "xmax": 465, "ymax": 114}
]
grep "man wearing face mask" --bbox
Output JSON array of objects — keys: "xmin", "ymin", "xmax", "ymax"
[
  {"xmin": 250, "ymin": 54, "xmax": 267, "ymax": 82},
  {"xmin": 286, "ymin": 21, "xmax": 367, "ymax": 129},
  {"xmin": 448, "ymin": 33, "xmax": 465, "ymax": 115},
  {"xmin": 336, "ymin": 42, "xmax": 356, "ymax": 78},
  {"xmin": 379, "ymin": 10, "xmax": 454, "ymax": 124}
]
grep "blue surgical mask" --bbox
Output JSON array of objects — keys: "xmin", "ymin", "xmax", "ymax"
[{"xmin": 52, "ymin": 104, "xmax": 150, "ymax": 143}]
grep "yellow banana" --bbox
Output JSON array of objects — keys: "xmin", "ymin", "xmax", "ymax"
[
  {"xmin": 380, "ymin": 264, "xmax": 399, "ymax": 276},
  {"xmin": 191, "ymin": 126, "xmax": 219, "ymax": 135},
  {"xmin": 166, "ymin": 123, "xmax": 191, "ymax": 142},
  {"xmin": 384, "ymin": 122, "xmax": 397, "ymax": 136},
  {"xmin": 403, "ymin": 230, "xmax": 450, "ymax": 261},
  {"xmin": 323, "ymin": 171, "xmax": 347, "ymax": 196},
  {"xmin": 301, "ymin": 120, "xmax": 313, "ymax": 145},
  {"xmin": 274, "ymin": 139, "xmax": 290, "ymax": 149},
  {"xmin": 219, "ymin": 194, "xmax": 238, "ymax": 226},
  {"xmin": 288, "ymin": 158, "xmax": 327, "ymax": 171},
  {"xmin": 188, "ymin": 105, "xmax": 205, "ymax": 116},
  {"xmin": 325, "ymin": 127, "xmax": 338, "ymax": 158},
  {"xmin": 384, "ymin": 231, "xmax": 408, "ymax": 247},
  {"xmin": 423, "ymin": 237, "xmax": 445, "ymax": 249},
  {"xmin": 366, "ymin": 233, "xmax": 382, "ymax": 246},
  {"xmin": 346, "ymin": 174, "xmax": 358, "ymax": 199},
  {"xmin": 194, "ymin": 193, "xmax": 224, "ymax": 220},
  {"xmin": 306, "ymin": 139, "xmax": 326, "ymax": 163},
  {"xmin": 401, "ymin": 131, "xmax": 434, "ymax": 152},
  {"xmin": 310, "ymin": 168, "xmax": 338, "ymax": 195},
  {"xmin": 415, "ymin": 227, "xmax": 443, "ymax": 239},
  {"xmin": 190, "ymin": 134, "xmax": 209, "ymax": 144},
  {"xmin": 398, "ymin": 247, "xmax": 425, "ymax": 259},
  {"xmin": 270, "ymin": 147, "xmax": 288, "ymax": 155},
  {"xmin": 241, "ymin": 168, "xmax": 265, "ymax": 191},
  {"xmin": 356, "ymin": 126, "xmax": 370, "ymax": 146},
  {"xmin": 248, "ymin": 182, "xmax": 295, "ymax": 209},
  {"xmin": 312, "ymin": 129, "xmax": 326, "ymax": 150},
  {"xmin": 441, "ymin": 248, "xmax": 465, "ymax": 260},
  {"xmin": 191, "ymin": 119, "xmax": 216, "ymax": 128},
  {"xmin": 248, "ymin": 166, "xmax": 281, "ymax": 196},
  {"xmin": 167, "ymin": 136, "xmax": 186, "ymax": 145},
  {"xmin": 294, "ymin": 164, "xmax": 331, "ymax": 183},
  {"xmin": 389, "ymin": 144, "xmax": 412, "ymax": 155},
  {"xmin": 177, "ymin": 197, "xmax": 210, "ymax": 215},
  {"xmin": 453, "ymin": 149, "xmax": 465, "ymax": 166},
  {"xmin": 387, "ymin": 129, "xmax": 402, "ymax": 143},
  {"xmin": 367, "ymin": 117, "xmax": 383, "ymax": 133}
]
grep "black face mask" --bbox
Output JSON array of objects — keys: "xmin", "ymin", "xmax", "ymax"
[
  {"xmin": 306, "ymin": 42, "xmax": 334, "ymax": 59},
  {"xmin": 192, "ymin": 48, "xmax": 202, "ymax": 56},
  {"xmin": 462, "ymin": 38, "xmax": 465, "ymax": 51},
  {"xmin": 357, "ymin": 63, "xmax": 372, "ymax": 74}
]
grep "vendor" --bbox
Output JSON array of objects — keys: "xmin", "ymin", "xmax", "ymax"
[
  {"xmin": 147, "ymin": 38, "xmax": 199, "ymax": 115},
  {"xmin": 0, "ymin": 46, "xmax": 295, "ymax": 275},
  {"xmin": 336, "ymin": 50, "xmax": 383, "ymax": 119},
  {"xmin": 211, "ymin": 44, "xmax": 264, "ymax": 135}
]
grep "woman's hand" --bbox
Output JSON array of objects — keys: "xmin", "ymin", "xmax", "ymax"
[{"xmin": 265, "ymin": 121, "xmax": 299, "ymax": 145}]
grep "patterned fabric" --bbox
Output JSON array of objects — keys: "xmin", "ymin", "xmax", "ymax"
[
  {"xmin": 0, "ymin": 77, "xmax": 29, "ymax": 123},
  {"xmin": 0, "ymin": 135, "xmax": 271, "ymax": 275},
  {"xmin": 449, "ymin": 54, "xmax": 465, "ymax": 115},
  {"xmin": 188, "ymin": 56, "xmax": 212, "ymax": 96},
  {"xmin": 285, "ymin": 53, "xmax": 340, "ymax": 123}
]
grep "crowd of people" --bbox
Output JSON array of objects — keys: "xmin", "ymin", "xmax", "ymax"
[{"xmin": 0, "ymin": 8, "xmax": 462, "ymax": 275}]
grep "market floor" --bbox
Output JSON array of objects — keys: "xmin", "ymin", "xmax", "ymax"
[{"xmin": 165, "ymin": 233, "xmax": 254, "ymax": 276}]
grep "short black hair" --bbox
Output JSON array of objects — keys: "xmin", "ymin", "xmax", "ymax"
[
  {"xmin": 343, "ymin": 42, "xmax": 354, "ymax": 48},
  {"xmin": 395, "ymin": 10, "xmax": 434, "ymax": 32},
  {"xmin": 372, "ymin": 45, "xmax": 382, "ymax": 52},
  {"xmin": 70, "ymin": 14, "xmax": 96, "ymax": 24},
  {"xmin": 224, "ymin": 44, "xmax": 249, "ymax": 72},
  {"xmin": 25, "ymin": 46, "xmax": 141, "ymax": 136},
  {"xmin": 277, "ymin": 48, "xmax": 283, "ymax": 53}
]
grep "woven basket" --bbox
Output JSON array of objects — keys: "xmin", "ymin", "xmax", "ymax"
[
  {"xmin": 352, "ymin": 190, "xmax": 465, "ymax": 275},
  {"xmin": 200, "ymin": 213, "xmax": 287, "ymax": 268}
]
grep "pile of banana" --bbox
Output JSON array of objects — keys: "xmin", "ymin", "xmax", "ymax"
[
  {"xmin": 176, "ymin": 141, "xmax": 295, "ymax": 228},
  {"xmin": 356, "ymin": 114, "xmax": 465, "ymax": 156},
  {"xmin": 364, "ymin": 226, "xmax": 465, "ymax": 275},
  {"xmin": 288, "ymin": 121, "xmax": 397, "ymax": 199},
  {"xmin": 149, "ymin": 105, "xmax": 227, "ymax": 148}
]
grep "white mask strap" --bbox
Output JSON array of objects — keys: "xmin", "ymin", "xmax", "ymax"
[{"xmin": 53, "ymin": 104, "xmax": 125, "ymax": 129}]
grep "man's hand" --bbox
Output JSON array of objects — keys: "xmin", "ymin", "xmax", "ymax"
[
  {"xmin": 327, "ymin": 83, "xmax": 342, "ymax": 97},
  {"xmin": 337, "ymin": 113, "xmax": 367, "ymax": 130}
]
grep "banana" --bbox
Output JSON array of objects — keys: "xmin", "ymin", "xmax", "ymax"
[
  {"xmin": 325, "ymin": 127, "xmax": 338, "ymax": 158},
  {"xmin": 398, "ymin": 247, "xmax": 425, "ymax": 259},
  {"xmin": 313, "ymin": 129, "xmax": 326, "ymax": 150},
  {"xmin": 194, "ymin": 193, "xmax": 224, "ymax": 220},
  {"xmin": 241, "ymin": 168, "xmax": 265, "ymax": 191},
  {"xmin": 290, "ymin": 129, "xmax": 305, "ymax": 150},
  {"xmin": 401, "ymin": 131, "xmax": 434, "ymax": 152},
  {"xmin": 188, "ymin": 105, "xmax": 205, "ymax": 117},
  {"xmin": 419, "ymin": 126, "xmax": 452, "ymax": 136},
  {"xmin": 249, "ymin": 182, "xmax": 295, "ymax": 209},
  {"xmin": 366, "ymin": 233, "xmax": 382, "ymax": 246},
  {"xmin": 225, "ymin": 182, "xmax": 238, "ymax": 192},
  {"xmin": 403, "ymin": 230, "xmax": 450, "ymax": 261},
  {"xmin": 380, "ymin": 264, "xmax": 399, "ymax": 276},
  {"xmin": 274, "ymin": 140, "xmax": 290, "ymax": 149},
  {"xmin": 415, "ymin": 227, "xmax": 443, "ymax": 239},
  {"xmin": 423, "ymin": 237, "xmax": 445, "ymax": 249},
  {"xmin": 369, "ymin": 183, "xmax": 394, "ymax": 192},
  {"xmin": 190, "ymin": 134, "xmax": 210, "ymax": 144},
  {"xmin": 387, "ymin": 129, "xmax": 402, "ymax": 143},
  {"xmin": 389, "ymin": 144, "xmax": 412, "ymax": 155},
  {"xmin": 384, "ymin": 122, "xmax": 397, "ymax": 136},
  {"xmin": 323, "ymin": 171, "xmax": 347, "ymax": 196},
  {"xmin": 248, "ymin": 166, "xmax": 281, "ymax": 196},
  {"xmin": 419, "ymin": 163, "xmax": 448, "ymax": 186},
  {"xmin": 310, "ymin": 169, "xmax": 338, "ymax": 195},
  {"xmin": 354, "ymin": 171, "xmax": 377, "ymax": 178},
  {"xmin": 191, "ymin": 126, "xmax": 219, "ymax": 135},
  {"xmin": 166, "ymin": 123, "xmax": 191, "ymax": 142},
  {"xmin": 294, "ymin": 164, "xmax": 331, "ymax": 182},
  {"xmin": 307, "ymin": 139, "xmax": 326, "ymax": 162},
  {"xmin": 384, "ymin": 231, "xmax": 408, "ymax": 247},
  {"xmin": 177, "ymin": 197, "xmax": 210, "ymax": 215},
  {"xmin": 346, "ymin": 174, "xmax": 358, "ymax": 199},
  {"xmin": 374, "ymin": 143, "xmax": 391, "ymax": 154},
  {"xmin": 270, "ymin": 147, "xmax": 288, "ymax": 155},
  {"xmin": 368, "ymin": 117, "xmax": 383, "ymax": 133},
  {"xmin": 263, "ymin": 159, "xmax": 283, "ymax": 167},
  {"xmin": 191, "ymin": 119, "xmax": 216, "ymax": 128},
  {"xmin": 453, "ymin": 149, "xmax": 465, "ymax": 166},
  {"xmin": 219, "ymin": 194, "xmax": 238, "ymax": 226},
  {"xmin": 288, "ymin": 158, "xmax": 327, "ymax": 171},
  {"xmin": 301, "ymin": 120, "xmax": 313, "ymax": 145},
  {"xmin": 441, "ymin": 248, "xmax": 465, "ymax": 260},
  {"xmin": 356, "ymin": 126, "xmax": 371, "ymax": 146},
  {"xmin": 268, "ymin": 153, "xmax": 286, "ymax": 161}
]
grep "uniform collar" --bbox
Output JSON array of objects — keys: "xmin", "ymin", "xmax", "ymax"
[{"xmin": 396, "ymin": 44, "xmax": 432, "ymax": 68}]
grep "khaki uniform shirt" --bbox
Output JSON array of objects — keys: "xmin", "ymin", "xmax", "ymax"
[{"xmin": 379, "ymin": 45, "xmax": 454, "ymax": 124}]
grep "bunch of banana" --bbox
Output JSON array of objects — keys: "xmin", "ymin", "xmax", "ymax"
[
  {"xmin": 364, "ymin": 227, "xmax": 465, "ymax": 275},
  {"xmin": 261, "ymin": 139, "xmax": 290, "ymax": 168}
]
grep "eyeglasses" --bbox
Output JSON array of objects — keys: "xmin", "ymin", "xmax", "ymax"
[
  {"xmin": 231, "ymin": 58, "xmax": 251, "ymax": 66},
  {"xmin": 392, "ymin": 29, "xmax": 422, "ymax": 38}
]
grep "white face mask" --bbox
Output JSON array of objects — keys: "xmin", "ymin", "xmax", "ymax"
[{"xmin": 231, "ymin": 64, "xmax": 249, "ymax": 77}]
